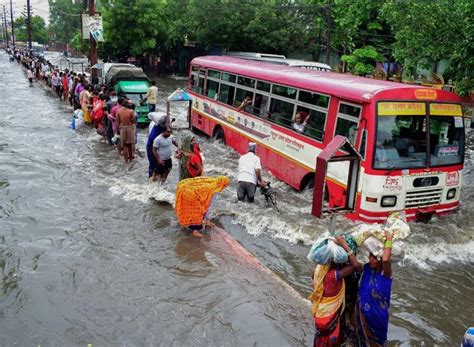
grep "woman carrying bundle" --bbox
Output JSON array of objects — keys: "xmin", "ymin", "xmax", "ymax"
[
  {"xmin": 355, "ymin": 230, "xmax": 393, "ymax": 347},
  {"xmin": 309, "ymin": 236, "xmax": 360, "ymax": 346}
]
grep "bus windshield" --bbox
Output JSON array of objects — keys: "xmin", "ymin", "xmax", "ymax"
[{"xmin": 374, "ymin": 111, "xmax": 464, "ymax": 169}]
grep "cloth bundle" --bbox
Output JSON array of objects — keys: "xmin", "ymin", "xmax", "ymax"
[
  {"xmin": 307, "ymin": 212, "xmax": 410, "ymax": 265},
  {"xmin": 352, "ymin": 212, "xmax": 409, "ymax": 262},
  {"xmin": 307, "ymin": 233, "xmax": 358, "ymax": 265}
]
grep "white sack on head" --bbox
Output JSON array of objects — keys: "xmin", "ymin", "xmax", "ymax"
[{"xmin": 148, "ymin": 111, "xmax": 166, "ymax": 125}]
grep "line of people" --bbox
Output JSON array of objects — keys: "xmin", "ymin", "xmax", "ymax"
[{"xmin": 17, "ymin": 51, "xmax": 141, "ymax": 163}]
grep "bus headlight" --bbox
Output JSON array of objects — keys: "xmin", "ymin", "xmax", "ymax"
[
  {"xmin": 381, "ymin": 195, "xmax": 397, "ymax": 207},
  {"xmin": 447, "ymin": 188, "xmax": 457, "ymax": 200}
]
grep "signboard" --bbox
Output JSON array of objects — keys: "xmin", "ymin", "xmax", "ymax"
[
  {"xmin": 82, "ymin": 14, "xmax": 104, "ymax": 42},
  {"xmin": 430, "ymin": 103, "xmax": 463, "ymax": 116},
  {"xmin": 81, "ymin": 14, "xmax": 90, "ymax": 38},
  {"xmin": 89, "ymin": 15, "xmax": 104, "ymax": 42},
  {"xmin": 436, "ymin": 145, "xmax": 459, "ymax": 157},
  {"xmin": 378, "ymin": 102, "xmax": 426, "ymax": 116},
  {"xmin": 414, "ymin": 89, "xmax": 437, "ymax": 100}
]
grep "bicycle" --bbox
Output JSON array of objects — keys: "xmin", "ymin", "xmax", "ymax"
[{"xmin": 260, "ymin": 182, "xmax": 279, "ymax": 213}]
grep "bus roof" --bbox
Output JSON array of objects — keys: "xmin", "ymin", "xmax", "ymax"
[{"xmin": 192, "ymin": 56, "xmax": 458, "ymax": 103}]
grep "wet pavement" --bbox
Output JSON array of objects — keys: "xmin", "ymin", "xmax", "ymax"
[{"xmin": 0, "ymin": 51, "xmax": 473, "ymax": 346}]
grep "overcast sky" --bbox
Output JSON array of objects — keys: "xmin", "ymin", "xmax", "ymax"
[{"xmin": 4, "ymin": 0, "xmax": 50, "ymax": 23}]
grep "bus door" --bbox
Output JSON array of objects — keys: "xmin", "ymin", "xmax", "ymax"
[{"xmin": 327, "ymin": 102, "xmax": 363, "ymax": 206}]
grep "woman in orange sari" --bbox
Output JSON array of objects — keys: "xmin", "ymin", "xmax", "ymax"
[
  {"xmin": 309, "ymin": 236, "xmax": 360, "ymax": 346},
  {"xmin": 80, "ymin": 85, "xmax": 92, "ymax": 124},
  {"xmin": 175, "ymin": 176, "xmax": 229, "ymax": 237}
]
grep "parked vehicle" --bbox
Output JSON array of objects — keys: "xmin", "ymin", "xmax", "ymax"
[{"xmin": 104, "ymin": 64, "xmax": 151, "ymax": 125}]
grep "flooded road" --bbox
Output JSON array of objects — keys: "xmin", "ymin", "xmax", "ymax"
[{"xmin": 0, "ymin": 51, "xmax": 473, "ymax": 346}]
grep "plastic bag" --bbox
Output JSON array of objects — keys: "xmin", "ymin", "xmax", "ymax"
[
  {"xmin": 307, "ymin": 232, "xmax": 348, "ymax": 265},
  {"xmin": 72, "ymin": 109, "xmax": 84, "ymax": 131},
  {"xmin": 148, "ymin": 112, "xmax": 166, "ymax": 125},
  {"xmin": 112, "ymin": 135, "xmax": 120, "ymax": 145}
]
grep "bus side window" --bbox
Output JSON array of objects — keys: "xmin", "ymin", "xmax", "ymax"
[
  {"xmin": 335, "ymin": 118, "xmax": 358, "ymax": 143},
  {"xmin": 206, "ymin": 80, "xmax": 220, "ymax": 99},
  {"xmin": 198, "ymin": 77, "xmax": 205, "ymax": 95},
  {"xmin": 334, "ymin": 103, "xmax": 361, "ymax": 144},
  {"xmin": 269, "ymin": 98, "xmax": 294, "ymax": 127},
  {"xmin": 254, "ymin": 93, "xmax": 269, "ymax": 119},
  {"xmin": 189, "ymin": 74, "xmax": 199, "ymax": 92},
  {"xmin": 218, "ymin": 84, "xmax": 235, "ymax": 106},
  {"xmin": 304, "ymin": 109, "xmax": 326, "ymax": 141},
  {"xmin": 235, "ymin": 88, "xmax": 254, "ymax": 109}
]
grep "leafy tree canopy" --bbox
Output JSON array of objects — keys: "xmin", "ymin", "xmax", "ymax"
[
  {"xmin": 101, "ymin": 0, "xmax": 166, "ymax": 58},
  {"xmin": 14, "ymin": 15, "xmax": 49, "ymax": 44},
  {"xmin": 48, "ymin": 0, "xmax": 82, "ymax": 44},
  {"xmin": 341, "ymin": 46, "xmax": 384, "ymax": 76}
]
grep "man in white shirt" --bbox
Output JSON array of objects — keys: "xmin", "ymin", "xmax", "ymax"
[
  {"xmin": 152, "ymin": 127, "xmax": 178, "ymax": 183},
  {"xmin": 237, "ymin": 142, "xmax": 265, "ymax": 203},
  {"xmin": 145, "ymin": 80, "xmax": 158, "ymax": 112}
]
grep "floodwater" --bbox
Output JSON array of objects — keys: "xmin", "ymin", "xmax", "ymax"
[{"xmin": 0, "ymin": 51, "xmax": 473, "ymax": 346}]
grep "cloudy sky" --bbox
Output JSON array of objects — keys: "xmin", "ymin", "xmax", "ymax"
[{"xmin": 5, "ymin": 0, "xmax": 50, "ymax": 23}]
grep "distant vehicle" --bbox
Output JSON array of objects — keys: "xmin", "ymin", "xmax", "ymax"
[
  {"xmin": 226, "ymin": 51, "xmax": 331, "ymax": 72},
  {"xmin": 188, "ymin": 55, "xmax": 465, "ymax": 222},
  {"xmin": 104, "ymin": 63, "xmax": 151, "ymax": 125},
  {"xmin": 31, "ymin": 42, "xmax": 45, "ymax": 57}
]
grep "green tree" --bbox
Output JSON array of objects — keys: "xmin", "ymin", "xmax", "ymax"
[
  {"xmin": 14, "ymin": 15, "xmax": 49, "ymax": 44},
  {"xmin": 381, "ymin": 0, "xmax": 473, "ymax": 95},
  {"xmin": 48, "ymin": 0, "xmax": 82, "ymax": 44},
  {"xmin": 101, "ymin": 0, "xmax": 166, "ymax": 58},
  {"xmin": 332, "ymin": 0, "xmax": 393, "ymax": 62},
  {"xmin": 341, "ymin": 46, "xmax": 383, "ymax": 76},
  {"xmin": 163, "ymin": 0, "xmax": 317, "ymax": 56}
]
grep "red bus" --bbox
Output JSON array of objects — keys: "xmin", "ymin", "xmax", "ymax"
[{"xmin": 187, "ymin": 56, "xmax": 465, "ymax": 222}]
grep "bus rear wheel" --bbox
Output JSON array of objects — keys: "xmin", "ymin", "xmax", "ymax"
[
  {"xmin": 212, "ymin": 126, "xmax": 226, "ymax": 144},
  {"xmin": 300, "ymin": 174, "xmax": 314, "ymax": 191}
]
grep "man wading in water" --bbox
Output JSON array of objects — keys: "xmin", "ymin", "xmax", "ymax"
[
  {"xmin": 237, "ymin": 142, "xmax": 266, "ymax": 203},
  {"xmin": 117, "ymin": 101, "xmax": 136, "ymax": 163},
  {"xmin": 152, "ymin": 127, "xmax": 178, "ymax": 183}
]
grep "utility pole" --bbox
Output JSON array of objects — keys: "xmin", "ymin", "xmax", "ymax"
[
  {"xmin": 2, "ymin": 5, "xmax": 9, "ymax": 48},
  {"xmin": 325, "ymin": 0, "xmax": 333, "ymax": 65},
  {"xmin": 26, "ymin": 0, "xmax": 32, "ymax": 53},
  {"xmin": 89, "ymin": 0, "xmax": 98, "ymax": 77},
  {"xmin": 1, "ymin": 6, "xmax": 4, "ymax": 47},
  {"xmin": 9, "ymin": 0, "xmax": 14, "ymax": 47}
]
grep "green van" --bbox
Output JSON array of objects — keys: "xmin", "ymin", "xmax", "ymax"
[
  {"xmin": 104, "ymin": 64, "xmax": 151, "ymax": 125},
  {"xmin": 115, "ymin": 80, "xmax": 150, "ymax": 125}
]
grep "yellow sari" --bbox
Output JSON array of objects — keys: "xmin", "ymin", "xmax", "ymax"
[
  {"xmin": 309, "ymin": 264, "xmax": 346, "ymax": 346},
  {"xmin": 175, "ymin": 176, "xmax": 229, "ymax": 227}
]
